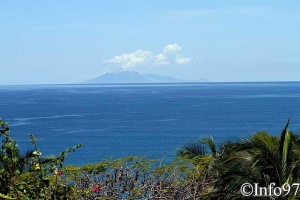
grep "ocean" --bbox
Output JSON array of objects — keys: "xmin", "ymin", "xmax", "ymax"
[{"xmin": 1, "ymin": 82, "xmax": 300, "ymax": 165}]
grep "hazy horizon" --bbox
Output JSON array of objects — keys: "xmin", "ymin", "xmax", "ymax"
[{"xmin": 1, "ymin": 1, "xmax": 300, "ymax": 85}]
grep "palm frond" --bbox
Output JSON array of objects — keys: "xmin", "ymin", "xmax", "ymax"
[
  {"xmin": 177, "ymin": 142, "xmax": 205, "ymax": 159},
  {"xmin": 200, "ymin": 136, "xmax": 217, "ymax": 157}
]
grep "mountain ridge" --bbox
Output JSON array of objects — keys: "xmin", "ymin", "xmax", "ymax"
[{"xmin": 83, "ymin": 70, "xmax": 207, "ymax": 84}]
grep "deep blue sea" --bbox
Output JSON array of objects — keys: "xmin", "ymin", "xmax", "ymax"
[{"xmin": 1, "ymin": 82, "xmax": 300, "ymax": 165}]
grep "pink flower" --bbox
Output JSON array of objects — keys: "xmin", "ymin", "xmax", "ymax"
[
  {"xmin": 92, "ymin": 185, "xmax": 101, "ymax": 193},
  {"xmin": 55, "ymin": 168, "xmax": 63, "ymax": 177}
]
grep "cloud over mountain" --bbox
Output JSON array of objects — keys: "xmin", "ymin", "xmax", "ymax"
[
  {"xmin": 105, "ymin": 50, "xmax": 153, "ymax": 69},
  {"xmin": 176, "ymin": 57, "xmax": 193, "ymax": 64},
  {"xmin": 163, "ymin": 44, "xmax": 181, "ymax": 53},
  {"xmin": 104, "ymin": 44, "xmax": 192, "ymax": 70},
  {"xmin": 155, "ymin": 54, "xmax": 169, "ymax": 65}
]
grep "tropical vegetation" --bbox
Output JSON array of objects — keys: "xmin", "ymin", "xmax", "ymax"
[{"xmin": 1, "ymin": 116, "xmax": 300, "ymax": 199}]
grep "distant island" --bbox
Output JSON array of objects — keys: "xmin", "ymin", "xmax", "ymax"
[{"xmin": 83, "ymin": 69, "xmax": 208, "ymax": 84}]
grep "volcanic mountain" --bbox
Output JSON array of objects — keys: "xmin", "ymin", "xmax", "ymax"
[{"xmin": 83, "ymin": 70, "xmax": 184, "ymax": 84}]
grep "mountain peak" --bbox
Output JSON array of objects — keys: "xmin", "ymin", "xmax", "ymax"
[
  {"xmin": 83, "ymin": 70, "xmax": 208, "ymax": 84},
  {"xmin": 84, "ymin": 70, "xmax": 150, "ymax": 84},
  {"xmin": 111, "ymin": 68, "xmax": 128, "ymax": 74}
]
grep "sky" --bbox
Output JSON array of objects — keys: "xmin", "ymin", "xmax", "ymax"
[{"xmin": 1, "ymin": 0, "xmax": 300, "ymax": 84}]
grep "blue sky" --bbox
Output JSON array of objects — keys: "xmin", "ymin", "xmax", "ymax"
[{"xmin": 1, "ymin": 0, "xmax": 300, "ymax": 84}]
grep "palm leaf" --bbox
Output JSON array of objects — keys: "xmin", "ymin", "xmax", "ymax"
[
  {"xmin": 200, "ymin": 136, "xmax": 217, "ymax": 157},
  {"xmin": 177, "ymin": 142, "xmax": 205, "ymax": 159}
]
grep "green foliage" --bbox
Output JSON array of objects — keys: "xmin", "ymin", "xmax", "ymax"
[
  {"xmin": 0, "ymin": 117, "xmax": 21, "ymax": 195},
  {"xmin": 0, "ymin": 117, "xmax": 83, "ymax": 199},
  {"xmin": 2, "ymin": 116, "xmax": 300, "ymax": 199}
]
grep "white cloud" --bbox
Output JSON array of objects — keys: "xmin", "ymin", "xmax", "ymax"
[
  {"xmin": 104, "ymin": 44, "xmax": 192, "ymax": 69},
  {"xmin": 105, "ymin": 50, "xmax": 153, "ymax": 69},
  {"xmin": 175, "ymin": 57, "xmax": 193, "ymax": 64},
  {"xmin": 155, "ymin": 54, "xmax": 169, "ymax": 65},
  {"xmin": 163, "ymin": 44, "xmax": 181, "ymax": 53}
]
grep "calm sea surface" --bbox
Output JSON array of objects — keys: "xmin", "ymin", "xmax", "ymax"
[{"xmin": 1, "ymin": 82, "xmax": 300, "ymax": 165}]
